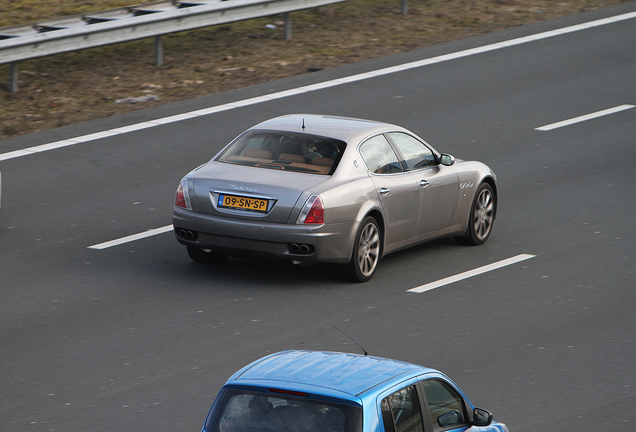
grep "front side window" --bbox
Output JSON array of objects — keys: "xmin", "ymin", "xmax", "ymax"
[
  {"xmin": 381, "ymin": 385, "xmax": 424, "ymax": 432},
  {"xmin": 388, "ymin": 133, "xmax": 436, "ymax": 171},
  {"xmin": 205, "ymin": 388, "xmax": 362, "ymax": 432},
  {"xmin": 359, "ymin": 134, "xmax": 403, "ymax": 174},
  {"xmin": 217, "ymin": 130, "xmax": 345, "ymax": 175},
  {"xmin": 420, "ymin": 380, "xmax": 467, "ymax": 430}
]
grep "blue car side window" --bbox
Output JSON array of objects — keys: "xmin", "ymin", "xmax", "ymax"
[
  {"xmin": 381, "ymin": 385, "xmax": 424, "ymax": 432},
  {"xmin": 420, "ymin": 379, "xmax": 468, "ymax": 430}
]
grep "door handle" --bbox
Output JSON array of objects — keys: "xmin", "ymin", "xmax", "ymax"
[
  {"xmin": 419, "ymin": 179, "xmax": 430, "ymax": 188},
  {"xmin": 379, "ymin": 188, "xmax": 390, "ymax": 195}
]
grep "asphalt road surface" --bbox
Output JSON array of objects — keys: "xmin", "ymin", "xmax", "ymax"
[{"xmin": 1, "ymin": 2, "xmax": 635, "ymax": 431}]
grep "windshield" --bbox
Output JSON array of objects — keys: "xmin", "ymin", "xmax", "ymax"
[
  {"xmin": 216, "ymin": 130, "xmax": 346, "ymax": 175},
  {"xmin": 205, "ymin": 388, "xmax": 362, "ymax": 432}
]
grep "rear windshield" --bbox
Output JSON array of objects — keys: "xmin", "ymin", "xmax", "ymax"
[
  {"xmin": 205, "ymin": 388, "xmax": 362, "ymax": 432},
  {"xmin": 216, "ymin": 130, "xmax": 346, "ymax": 175}
]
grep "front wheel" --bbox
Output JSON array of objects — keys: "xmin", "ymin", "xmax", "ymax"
[
  {"xmin": 457, "ymin": 183, "xmax": 495, "ymax": 245},
  {"xmin": 186, "ymin": 246, "xmax": 228, "ymax": 264},
  {"xmin": 333, "ymin": 216, "xmax": 381, "ymax": 282}
]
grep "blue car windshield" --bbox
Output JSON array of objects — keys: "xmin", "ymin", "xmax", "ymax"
[
  {"xmin": 216, "ymin": 130, "xmax": 345, "ymax": 175},
  {"xmin": 205, "ymin": 388, "xmax": 362, "ymax": 432}
]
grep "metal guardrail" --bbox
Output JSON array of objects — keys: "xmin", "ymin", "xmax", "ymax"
[{"xmin": 0, "ymin": 0, "xmax": 349, "ymax": 92}]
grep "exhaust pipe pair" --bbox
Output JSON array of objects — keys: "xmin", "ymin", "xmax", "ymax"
[
  {"xmin": 177, "ymin": 229, "xmax": 197, "ymax": 240},
  {"xmin": 289, "ymin": 243, "xmax": 312, "ymax": 254}
]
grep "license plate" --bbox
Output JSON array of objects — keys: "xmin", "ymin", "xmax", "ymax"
[{"xmin": 218, "ymin": 194, "xmax": 268, "ymax": 213}]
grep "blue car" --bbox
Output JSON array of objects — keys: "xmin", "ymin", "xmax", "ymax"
[{"xmin": 201, "ymin": 350, "xmax": 508, "ymax": 432}]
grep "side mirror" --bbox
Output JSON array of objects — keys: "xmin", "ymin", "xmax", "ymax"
[
  {"xmin": 473, "ymin": 408, "xmax": 493, "ymax": 427},
  {"xmin": 440, "ymin": 154, "xmax": 455, "ymax": 166}
]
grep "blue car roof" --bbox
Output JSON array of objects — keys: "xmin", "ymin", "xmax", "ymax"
[{"xmin": 226, "ymin": 350, "xmax": 435, "ymax": 397}]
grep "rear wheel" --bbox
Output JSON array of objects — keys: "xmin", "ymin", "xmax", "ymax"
[
  {"xmin": 457, "ymin": 183, "xmax": 495, "ymax": 245},
  {"xmin": 186, "ymin": 246, "xmax": 228, "ymax": 264},
  {"xmin": 333, "ymin": 216, "xmax": 381, "ymax": 282}
]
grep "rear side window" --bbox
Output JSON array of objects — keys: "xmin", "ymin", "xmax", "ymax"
[
  {"xmin": 359, "ymin": 134, "xmax": 403, "ymax": 174},
  {"xmin": 217, "ymin": 130, "xmax": 345, "ymax": 175},
  {"xmin": 381, "ymin": 385, "xmax": 424, "ymax": 432},
  {"xmin": 205, "ymin": 388, "xmax": 362, "ymax": 432}
]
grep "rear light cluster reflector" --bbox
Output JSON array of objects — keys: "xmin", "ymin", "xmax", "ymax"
[
  {"xmin": 297, "ymin": 195, "xmax": 324, "ymax": 224},
  {"xmin": 175, "ymin": 178, "xmax": 192, "ymax": 210}
]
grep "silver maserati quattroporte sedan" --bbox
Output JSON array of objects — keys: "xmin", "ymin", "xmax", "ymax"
[{"xmin": 173, "ymin": 114, "xmax": 497, "ymax": 282}]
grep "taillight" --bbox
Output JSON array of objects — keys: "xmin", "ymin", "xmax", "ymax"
[
  {"xmin": 175, "ymin": 184, "xmax": 186, "ymax": 208},
  {"xmin": 175, "ymin": 178, "xmax": 192, "ymax": 210},
  {"xmin": 297, "ymin": 195, "xmax": 324, "ymax": 224}
]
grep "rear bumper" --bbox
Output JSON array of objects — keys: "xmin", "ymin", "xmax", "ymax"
[{"xmin": 173, "ymin": 207, "xmax": 355, "ymax": 263}]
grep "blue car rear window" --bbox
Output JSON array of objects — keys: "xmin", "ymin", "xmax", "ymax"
[{"xmin": 205, "ymin": 388, "xmax": 362, "ymax": 432}]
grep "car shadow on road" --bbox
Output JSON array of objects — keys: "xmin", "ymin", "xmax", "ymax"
[
  {"xmin": 161, "ymin": 237, "xmax": 466, "ymax": 289},
  {"xmin": 163, "ymin": 249, "xmax": 341, "ymax": 289}
]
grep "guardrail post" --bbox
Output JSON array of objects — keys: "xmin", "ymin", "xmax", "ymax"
[
  {"xmin": 154, "ymin": 36, "xmax": 163, "ymax": 66},
  {"xmin": 284, "ymin": 12, "xmax": 291, "ymax": 40},
  {"xmin": 8, "ymin": 62, "xmax": 18, "ymax": 93},
  {"xmin": 401, "ymin": 0, "xmax": 408, "ymax": 15}
]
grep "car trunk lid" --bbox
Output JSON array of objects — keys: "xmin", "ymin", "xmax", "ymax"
[{"xmin": 192, "ymin": 161, "xmax": 329, "ymax": 223}]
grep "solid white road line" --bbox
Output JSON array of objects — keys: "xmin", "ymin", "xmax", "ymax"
[
  {"xmin": 535, "ymin": 104, "xmax": 635, "ymax": 131},
  {"xmin": 407, "ymin": 254, "xmax": 536, "ymax": 293},
  {"xmin": 88, "ymin": 225, "xmax": 173, "ymax": 250},
  {"xmin": 1, "ymin": 10, "xmax": 636, "ymax": 162}
]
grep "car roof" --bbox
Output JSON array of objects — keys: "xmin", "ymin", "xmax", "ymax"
[
  {"xmin": 226, "ymin": 350, "xmax": 436, "ymax": 397},
  {"xmin": 250, "ymin": 114, "xmax": 406, "ymax": 143}
]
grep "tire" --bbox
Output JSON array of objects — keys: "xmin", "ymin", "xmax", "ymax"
[
  {"xmin": 186, "ymin": 246, "xmax": 228, "ymax": 264},
  {"xmin": 333, "ymin": 216, "xmax": 381, "ymax": 282},
  {"xmin": 457, "ymin": 183, "xmax": 495, "ymax": 245}
]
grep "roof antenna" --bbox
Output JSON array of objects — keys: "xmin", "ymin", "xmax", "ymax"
[
  {"xmin": 333, "ymin": 326, "xmax": 368, "ymax": 356},
  {"xmin": 302, "ymin": 118, "xmax": 306, "ymax": 130}
]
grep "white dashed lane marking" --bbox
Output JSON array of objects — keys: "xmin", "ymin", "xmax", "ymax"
[
  {"xmin": 535, "ymin": 104, "xmax": 635, "ymax": 131},
  {"xmin": 88, "ymin": 225, "xmax": 173, "ymax": 249},
  {"xmin": 408, "ymin": 254, "xmax": 536, "ymax": 293}
]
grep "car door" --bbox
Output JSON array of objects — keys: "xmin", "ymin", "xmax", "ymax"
[
  {"xmin": 387, "ymin": 132, "xmax": 459, "ymax": 236},
  {"xmin": 358, "ymin": 134, "xmax": 419, "ymax": 247},
  {"xmin": 416, "ymin": 376, "xmax": 505, "ymax": 432}
]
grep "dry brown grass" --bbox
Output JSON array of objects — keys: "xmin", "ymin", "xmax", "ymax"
[{"xmin": 0, "ymin": 0, "xmax": 625, "ymax": 139}]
